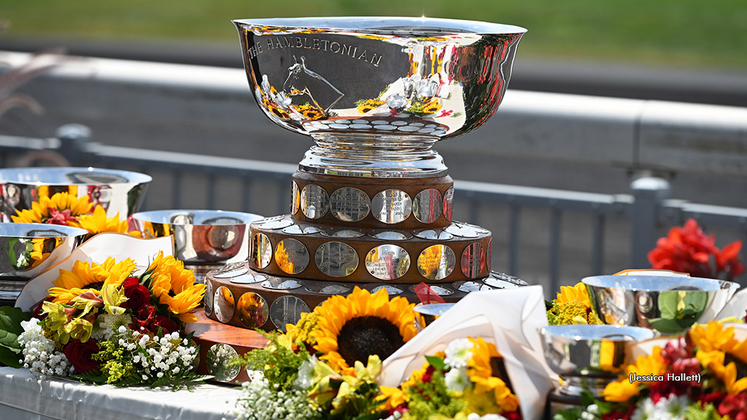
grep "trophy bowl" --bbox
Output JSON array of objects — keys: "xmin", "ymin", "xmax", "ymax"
[
  {"xmin": 583, "ymin": 275, "xmax": 740, "ymax": 334},
  {"xmin": 132, "ymin": 210, "xmax": 263, "ymax": 266},
  {"xmin": 234, "ymin": 17, "xmax": 526, "ymax": 177},
  {"xmin": 0, "ymin": 223, "xmax": 88, "ymax": 304},
  {"xmin": 539, "ymin": 324, "xmax": 657, "ymax": 397},
  {"xmin": 413, "ymin": 302, "xmax": 455, "ymax": 329},
  {"xmin": 0, "ymin": 167, "xmax": 152, "ymax": 222}
]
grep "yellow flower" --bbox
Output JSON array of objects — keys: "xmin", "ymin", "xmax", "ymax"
[
  {"xmin": 357, "ymin": 98, "xmax": 386, "ymax": 113},
  {"xmin": 466, "ymin": 337, "xmax": 519, "ymax": 414},
  {"xmin": 690, "ymin": 321, "xmax": 747, "ymax": 363},
  {"xmin": 311, "ymin": 287, "xmax": 417, "ymax": 375},
  {"xmin": 12, "ymin": 192, "xmax": 93, "ymax": 223},
  {"xmin": 602, "ymin": 346, "xmax": 667, "ymax": 402},
  {"xmin": 553, "ymin": 301, "xmax": 602, "ymax": 325},
  {"xmin": 146, "ymin": 251, "xmax": 205, "ymax": 322},
  {"xmin": 275, "ymin": 241, "xmax": 294, "ymax": 274},
  {"xmin": 285, "ymin": 311, "xmax": 319, "ymax": 347},
  {"xmin": 376, "ymin": 385, "xmax": 408, "ymax": 411},
  {"xmin": 72, "ymin": 205, "xmax": 137, "ymax": 236},
  {"xmin": 49, "ymin": 257, "xmax": 136, "ymax": 304},
  {"xmin": 556, "ymin": 282, "xmax": 592, "ymax": 306}
]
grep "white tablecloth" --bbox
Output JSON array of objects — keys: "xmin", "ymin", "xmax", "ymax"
[{"xmin": 0, "ymin": 367, "xmax": 243, "ymax": 420}]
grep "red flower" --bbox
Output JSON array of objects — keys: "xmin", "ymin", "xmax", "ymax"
[
  {"xmin": 503, "ymin": 411, "xmax": 522, "ymax": 420},
  {"xmin": 601, "ymin": 404, "xmax": 634, "ymax": 420},
  {"xmin": 64, "ymin": 339, "xmax": 101, "ymax": 373},
  {"xmin": 132, "ymin": 305, "xmax": 156, "ymax": 331},
  {"xmin": 46, "ymin": 208, "xmax": 78, "ymax": 225},
  {"xmin": 421, "ymin": 365, "xmax": 436, "ymax": 383},
  {"xmin": 699, "ymin": 391, "xmax": 726, "ymax": 408},
  {"xmin": 648, "ymin": 218, "xmax": 744, "ymax": 280},
  {"xmin": 151, "ymin": 315, "xmax": 179, "ymax": 335},
  {"xmin": 718, "ymin": 393, "xmax": 747, "ymax": 420},
  {"xmin": 122, "ymin": 277, "xmax": 150, "ymax": 312}
]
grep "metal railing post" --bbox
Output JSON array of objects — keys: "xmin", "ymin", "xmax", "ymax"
[
  {"xmin": 56, "ymin": 124, "xmax": 92, "ymax": 166},
  {"xmin": 630, "ymin": 176, "xmax": 671, "ymax": 268}
]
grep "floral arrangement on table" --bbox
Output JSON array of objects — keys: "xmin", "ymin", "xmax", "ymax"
[
  {"xmin": 12, "ymin": 191, "xmax": 138, "ymax": 239},
  {"xmin": 0, "ymin": 251, "xmax": 207, "ymax": 390},
  {"xmin": 648, "ymin": 218, "xmax": 745, "ymax": 281},
  {"xmin": 228, "ymin": 286, "xmax": 522, "ymax": 420},
  {"xmin": 546, "ymin": 282, "xmax": 602, "ymax": 326},
  {"xmin": 555, "ymin": 321, "xmax": 747, "ymax": 420}
]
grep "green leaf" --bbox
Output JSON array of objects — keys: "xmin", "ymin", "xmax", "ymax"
[
  {"xmin": 0, "ymin": 306, "xmax": 31, "ymax": 335},
  {"xmin": 0, "ymin": 306, "xmax": 31, "ymax": 367},
  {"xmin": 0, "ymin": 345, "xmax": 22, "ymax": 368},
  {"xmin": 425, "ymin": 355, "xmax": 446, "ymax": 371}
]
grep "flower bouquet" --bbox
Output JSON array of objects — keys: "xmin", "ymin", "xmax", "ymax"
[
  {"xmin": 228, "ymin": 287, "xmax": 523, "ymax": 420},
  {"xmin": 546, "ymin": 282, "xmax": 603, "ymax": 326},
  {"xmin": 648, "ymin": 219, "xmax": 744, "ymax": 281},
  {"xmin": 5, "ymin": 251, "xmax": 207, "ymax": 390},
  {"xmin": 555, "ymin": 321, "xmax": 747, "ymax": 420}
]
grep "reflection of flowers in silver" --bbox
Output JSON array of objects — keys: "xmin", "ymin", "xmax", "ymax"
[{"xmin": 206, "ymin": 343, "xmax": 240, "ymax": 382}]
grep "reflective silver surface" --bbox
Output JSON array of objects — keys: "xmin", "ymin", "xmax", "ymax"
[
  {"xmin": 250, "ymin": 232, "xmax": 273, "ymax": 269},
  {"xmin": 237, "ymin": 292, "xmax": 269, "ymax": 328},
  {"xmin": 370, "ymin": 284, "xmax": 403, "ymax": 295},
  {"xmin": 305, "ymin": 282, "xmax": 352, "ymax": 295},
  {"xmin": 133, "ymin": 210, "xmax": 262, "ymax": 264},
  {"xmin": 212, "ymin": 262, "xmax": 249, "ymax": 278},
  {"xmin": 372, "ymin": 189, "xmax": 412, "ymax": 224},
  {"xmin": 274, "ymin": 238, "xmax": 310, "ymax": 274},
  {"xmin": 270, "ymin": 295, "xmax": 310, "ymax": 332},
  {"xmin": 329, "ymin": 187, "xmax": 370, "ymax": 222},
  {"xmin": 206, "ymin": 343, "xmax": 241, "ymax": 382},
  {"xmin": 442, "ymin": 187, "xmax": 454, "ymax": 221},
  {"xmin": 214, "ymin": 286, "xmax": 236, "ymax": 323},
  {"xmin": 413, "ymin": 228, "xmax": 453, "ymax": 240},
  {"xmin": 261, "ymin": 277, "xmax": 303, "ymax": 290},
  {"xmin": 444, "ymin": 222, "xmax": 489, "ymax": 238},
  {"xmin": 0, "ymin": 223, "xmax": 87, "ymax": 278},
  {"xmin": 482, "ymin": 271, "xmax": 527, "ymax": 289},
  {"xmin": 291, "ymin": 181, "xmax": 300, "ymax": 214},
  {"xmin": 414, "ymin": 303, "xmax": 455, "ymax": 327},
  {"xmin": 315, "ymin": 241, "xmax": 359, "ymax": 277},
  {"xmin": 410, "ymin": 284, "xmax": 453, "ymax": 296},
  {"xmin": 321, "ymin": 227, "xmax": 365, "ymax": 238},
  {"xmin": 365, "ymin": 244, "xmax": 411, "ymax": 280},
  {"xmin": 230, "ymin": 273, "xmax": 264, "ymax": 284},
  {"xmin": 413, "ymin": 189, "xmax": 442, "ymax": 223},
  {"xmin": 235, "ymin": 17, "xmax": 526, "ymax": 177},
  {"xmin": 539, "ymin": 325, "xmax": 656, "ymax": 397},
  {"xmin": 417, "ymin": 245, "xmax": 456, "ymax": 280},
  {"xmin": 0, "ymin": 167, "xmax": 152, "ymax": 221},
  {"xmin": 257, "ymin": 216, "xmax": 293, "ymax": 230},
  {"xmin": 204, "ymin": 281, "xmax": 214, "ymax": 316},
  {"xmin": 583, "ymin": 275, "xmax": 739, "ymax": 334},
  {"xmin": 460, "ymin": 242, "xmax": 485, "ymax": 279},
  {"xmin": 368, "ymin": 230, "xmax": 411, "ymax": 240},
  {"xmin": 457, "ymin": 280, "xmax": 491, "ymax": 293},
  {"xmin": 301, "ymin": 184, "xmax": 329, "ymax": 219}
]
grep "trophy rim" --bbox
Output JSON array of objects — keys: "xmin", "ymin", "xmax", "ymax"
[
  {"xmin": 0, "ymin": 166, "xmax": 152, "ymax": 186},
  {"xmin": 232, "ymin": 16, "xmax": 527, "ymax": 36},
  {"xmin": 131, "ymin": 209, "xmax": 263, "ymax": 226},
  {"xmin": 0, "ymin": 222, "xmax": 89, "ymax": 239},
  {"xmin": 582, "ymin": 274, "xmax": 739, "ymax": 292}
]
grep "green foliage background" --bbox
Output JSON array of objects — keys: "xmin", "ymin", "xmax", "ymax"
[{"xmin": 1, "ymin": 0, "xmax": 746, "ymax": 71}]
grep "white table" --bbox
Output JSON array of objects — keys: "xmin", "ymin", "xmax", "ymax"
[{"xmin": 0, "ymin": 367, "xmax": 243, "ymax": 420}]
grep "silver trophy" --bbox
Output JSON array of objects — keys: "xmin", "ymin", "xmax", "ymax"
[{"xmin": 234, "ymin": 17, "xmax": 526, "ymax": 177}]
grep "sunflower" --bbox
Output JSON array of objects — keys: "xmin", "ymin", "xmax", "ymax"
[
  {"xmin": 356, "ymin": 98, "xmax": 386, "ymax": 113},
  {"xmin": 72, "ymin": 205, "xmax": 138, "ymax": 237},
  {"xmin": 146, "ymin": 251, "xmax": 205, "ymax": 322},
  {"xmin": 12, "ymin": 192, "xmax": 93, "ymax": 224},
  {"xmin": 48, "ymin": 257, "xmax": 137, "ymax": 304},
  {"xmin": 295, "ymin": 103, "xmax": 325, "ymax": 120},
  {"xmin": 465, "ymin": 337, "xmax": 519, "ymax": 414},
  {"xmin": 556, "ymin": 282, "xmax": 592, "ymax": 305},
  {"xmin": 602, "ymin": 346, "xmax": 668, "ymax": 402},
  {"xmin": 691, "ymin": 321, "xmax": 747, "ymax": 394},
  {"xmin": 311, "ymin": 286, "xmax": 417, "ymax": 375}
]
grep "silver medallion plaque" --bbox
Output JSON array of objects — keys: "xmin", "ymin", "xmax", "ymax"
[
  {"xmin": 315, "ymin": 241, "xmax": 359, "ymax": 278},
  {"xmin": 250, "ymin": 232, "xmax": 272, "ymax": 269},
  {"xmin": 444, "ymin": 222, "xmax": 487, "ymax": 238},
  {"xmin": 259, "ymin": 217, "xmax": 293, "ymax": 230},
  {"xmin": 410, "ymin": 284, "xmax": 453, "ymax": 296},
  {"xmin": 213, "ymin": 264, "xmax": 249, "ymax": 279},
  {"xmin": 417, "ymin": 245, "xmax": 456, "ymax": 280},
  {"xmin": 413, "ymin": 189, "xmax": 442, "ymax": 223},
  {"xmin": 237, "ymin": 292, "xmax": 269, "ymax": 328},
  {"xmin": 282, "ymin": 224, "xmax": 305, "ymax": 235},
  {"xmin": 370, "ymin": 285, "xmax": 403, "ymax": 295},
  {"xmin": 372, "ymin": 190, "xmax": 412, "ymax": 224},
  {"xmin": 206, "ymin": 344, "xmax": 240, "ymax": 382},
  {"xmin": 413, "ymin": 229, "xmax": 453, "ymax": 240},
  {"xmin": 460, "ymin": 242, "xmax": 485, "ymax": 279},
  {"xmin": 369, "ymin": 230, "xmax": 410, "ymax": 241},
  {"xmin": 301, "ymin": 184, "xmax": 329, "ymax": 219},
  {"xmin": 365, "ymin": 244, "xmax": 411, "ymax": 280},
  {"xmin": 330, "ymin": 187, "xmax": 370, "ymax": 222},
  {"xmin": 305, "ymin": 282, "xmax": 352, "ymax": 295},
  {"xmin": 274, "ymin": 238, "xmax": 309, "ymax": 274},
  {"xmin": 214, "ymin": 286, "xmax": 236, "ymax": 323},
  {"xmin": 270, "ymin": 295, "xmax": 310, "ymax": 332},
  {"xmin": 291, "ymin": 181, "xmax": 300, "ymax": 214},
  {"xmin": 261, "ymin": 277, "xmax": 303, "ymax": 290},
  {"xmin": 442, "ymin": 187, "xmax": 454, "ymax": 221},
  {"xmin": 230, "ymin": 273, "xmax": 263, "ymax": 284},
  {"xmin": 457, "ymin": 280, "xmax": 488, "ymax": 293},
  {"xmin": 321, "ymin": 228, "xmax": 366, "ymax": 238},
  {"xmin": 204, "ymin": 281, "xmax": 214, "ymax": 316}
]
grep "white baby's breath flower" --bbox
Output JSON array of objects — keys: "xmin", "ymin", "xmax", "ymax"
[{"xmin": 444, "ymin": 366, "xmax": 470, "ymax": 392}]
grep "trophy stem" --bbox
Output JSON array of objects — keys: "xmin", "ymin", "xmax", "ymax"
[{"xmin": 299, "ymin": 133, "xmax": 447, "ymax": 177}]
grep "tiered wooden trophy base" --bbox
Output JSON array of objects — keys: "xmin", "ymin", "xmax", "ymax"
[{"xmin": 193, "ymin": 171, "xmax": 526, "ymax": 384}]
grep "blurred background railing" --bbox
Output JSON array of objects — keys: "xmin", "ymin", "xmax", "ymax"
[{"xmin": 1, "ymin": 51, "xmax": 747, "ymax": 293}]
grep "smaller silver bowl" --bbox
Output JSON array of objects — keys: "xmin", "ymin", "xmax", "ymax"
[
  {"xmin": 539, "ymin": 324, "xmax": 656, "ymax": 397},
  {"xmin": 413, "ymin": 302, "xmax": 455, "ymax": 329},
  {"xmin": 0, "ymin": 167, "xmax": 152, "ymax": 222},
  {"xmin": 584, "ymin": 275, "xmax": 739, "ymax": 334},
  {"xmin": 132, "ymin": 210, "xmax": 263, "ymax": 265},
  {"xmin": 0, "ymin": 223, "xmax": 88, "ymax": 303}
]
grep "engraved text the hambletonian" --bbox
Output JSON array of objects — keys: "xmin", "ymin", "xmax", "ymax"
[{"xmin": 247, "ymin": 36, "xmax": 383, "ymax": 67}]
